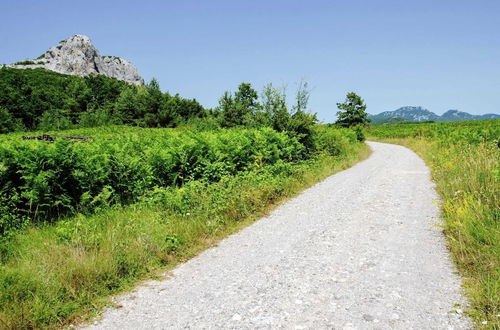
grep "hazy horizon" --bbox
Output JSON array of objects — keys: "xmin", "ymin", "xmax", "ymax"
[{"xmin": 1, "ymin": 0, "xmax": 499, "ymax": 121}]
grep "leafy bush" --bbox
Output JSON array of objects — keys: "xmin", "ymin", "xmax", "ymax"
[
  {"xmin": 352, "ymin": 125, "xmax": 365, "ymax": 141},
  {"xmin": 0, "ymin": 126, "xmax": 314, "ymax": 234},
  {"xmin": 313, "ymin": 125, "xmax": 358, "ymax": 156},
  {"xmin": 37, "ymin": 109, "xmax": 73, "ymax": 130},
  {"xmin": 0, "ymin": 107, "xmax": 24, "ymax": 133}
]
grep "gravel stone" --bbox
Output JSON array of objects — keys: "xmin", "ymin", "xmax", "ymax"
[{"xmin": 83, "ymin": 142, "xmax": 471, "ymax": 329}]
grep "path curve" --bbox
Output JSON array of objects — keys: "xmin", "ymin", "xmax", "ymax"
[{"xmin": 86, "ymin": 142, "xmax": 470, "ymax": 329}]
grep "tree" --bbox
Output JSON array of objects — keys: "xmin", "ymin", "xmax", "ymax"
[
  {"xmin": 145, "ymin": 78, "xmax": 163, "ymax": 116},
  {"xmin": 293, "ymin": 79, "xmax": 311, "ymax": 114},
  {"xmin": 288, "ymin": 80, "xmax": 317, "ymax": 152},
  {"xmin": 218, "ymin": 91, "xmax": 236, "ymax": 127},
  {"xmin": 0, "ymin": 107, "xmax": 23, "ymax": 133},
  {"xmin": 234, "ymin": 82, "xmax": 259, "ymax": 113},
  {"xmin": 261, "ymin": 83, "xmax": 288, "ymax": 131},
  {"xmin": 114, "ymin": 86, "xmax": 140, "ymax": 124},
  {"xmin": 220, "ymin": 83, "xmax": 260, "ymax": 127},
  {"xmin": 335, "ymin": 92, "xmax": 369, "ymax": 127}
]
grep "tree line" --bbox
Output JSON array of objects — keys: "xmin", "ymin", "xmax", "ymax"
[
  {"xmin": 0, "ymin": 67, "xmax": 205, "ymax": 133},
  {"xmin": 0, "ymin": 67, "xmax": 369, "ymax": 138}
]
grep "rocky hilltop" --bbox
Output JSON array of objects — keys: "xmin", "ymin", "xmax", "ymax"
[{"xmin": 9, "ymin": 35, "xmax": 144, "ymax": 85}]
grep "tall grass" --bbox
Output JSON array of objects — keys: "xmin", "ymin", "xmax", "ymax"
[
  {"xmin": 0, "ymin": 138, "xmax": 369, "ymax": 329},
  {"xmin": 367, "ymin": 120, "xmax": 499, "ymax": 328}
]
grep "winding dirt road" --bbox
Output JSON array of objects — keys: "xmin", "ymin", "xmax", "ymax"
[{"xmin": 86, "ymin": 142, "xmax": 470, "ymax": 329}]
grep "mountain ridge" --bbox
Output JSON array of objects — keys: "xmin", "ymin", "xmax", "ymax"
[
  {"xmin": 8, "ymin": 35, "xmax": 144, "ymax": 85},
  {"xmin": 369, "ymin": 106, "xmax": 499, "ymax": 124}
]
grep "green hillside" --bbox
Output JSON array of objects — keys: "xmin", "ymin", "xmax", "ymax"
[{"xmin": 0, "ymin": 67, "xmax": 205, "ymax": 133}]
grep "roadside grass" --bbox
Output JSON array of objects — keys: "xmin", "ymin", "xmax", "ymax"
[
  {"xmin": 368, "ymin": 136, "xmax": 499, "ymax": 329},
  {"xmin": 0, "ymin": 143, "xmax": 370, "ymax": 329}
]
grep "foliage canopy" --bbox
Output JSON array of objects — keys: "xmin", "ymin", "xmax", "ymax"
[
  {"xmin": 335, "ymin": 92, "xmax": 370, "ymax": 127},
  {"xmin": 0, "ymin": 67, "xmax": 205, "ymax": 132}
]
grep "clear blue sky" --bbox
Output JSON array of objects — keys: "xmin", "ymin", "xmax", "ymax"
[{"xmin": 1, "ymin": 0, "xmax": 499, "ymax": 122}]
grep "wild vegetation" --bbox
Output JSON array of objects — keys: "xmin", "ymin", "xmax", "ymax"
[
  {"xmin": 0, "ymin": 125, "xmax": 367, "ymax": 328},
  {"xmin": 0, "ymin": 67, "xmax": 205, "ymax": 132},
  {"xmin": 367, "ymin": 120, "xmax": 499, "ymax": 328},
  {"xmin": 0, "ymin": 126, "xmax": 314, "ymax": 235},
  {"xmin": 0, "ymin": 72, "xmax": 370, "ymax": 328}
]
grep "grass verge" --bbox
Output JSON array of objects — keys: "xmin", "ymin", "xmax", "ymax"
[
  {"xmin": 0, "ymin": 143, "xmax": 370, "ymax": 329},
  {"xmin": 369, "ymin": 138, "xmax": 499, "ymax": 329}
]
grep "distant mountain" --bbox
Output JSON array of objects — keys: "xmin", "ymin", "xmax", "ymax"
[
  {"xmin": 478, "ymin": 113, "xmax": 500, "ymax": 120},
  {"xmin": 440, "ymin": 110, "xmax": 477, "ymax": 122},
  {"xmin": 369, "ymin": 106, "xmax": 439, "ymax": 124},
  {"xmin": 8, "ymin": 35, "xmax": 144, "ymax": 85},
  {"xmin": 369, "ymin": 106, "xmax": 500, "ymax": 124}
]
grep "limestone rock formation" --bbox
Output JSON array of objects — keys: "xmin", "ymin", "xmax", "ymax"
[{"xmin": 10, "ymin": 35, "xmax": 144, "ymax": 85}]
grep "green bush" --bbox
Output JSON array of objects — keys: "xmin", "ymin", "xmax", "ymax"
[
  {"xmin": 37, "ymin": 109, "xmax": 73, "ymax": 130},
  {"xmin": 0, "ymin": 107, "xmax": 24, "ymax": 133},
  {"xmin": 0, "ymin": 126, "xmax": 314, "ymax": 235}
]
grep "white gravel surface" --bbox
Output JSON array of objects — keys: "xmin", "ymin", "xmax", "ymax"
[{"xmin": 85, "ymin": 141, "xmax": 471, "ymax": 329}]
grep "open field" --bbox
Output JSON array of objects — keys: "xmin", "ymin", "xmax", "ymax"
[{"xmin": 367, "ymin": 120, "xmax": 500, "ymax": 328}]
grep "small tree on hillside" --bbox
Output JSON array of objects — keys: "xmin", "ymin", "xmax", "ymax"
[{"xmin": 335, "ymin": 92, "xmax": 369, "ymax": 127}]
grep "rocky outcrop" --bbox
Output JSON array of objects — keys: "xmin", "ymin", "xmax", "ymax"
[{"xmin": 10, "ymin": 35, "xmax": 144, "ymax": 85}]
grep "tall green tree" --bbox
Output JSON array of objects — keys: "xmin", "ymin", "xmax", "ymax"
[
  {"xmin": 114, "ymin": 86, "xmax": 140, "ymax": 124},
  {"xmin": 335, "ymin": 92, "xmax": 369, "ymax": 127},
  {"xmin": 261, "ymin": 83, "xmax": 288, "ymax": 131},
  {"xmin": 234, "ymin": 82, "xmax": 259, "ymax": 112},
  {"xmin": 218, "ymin": 91, "xmax": 236, "ymax": 127},
  {"xmin": 220, "ymin": 82, "xmax": 260, "ymax": 127}
]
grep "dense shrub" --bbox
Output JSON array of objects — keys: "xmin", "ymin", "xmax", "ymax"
[
  {"xmin": 313, "ymin": 125, "xmax": 358, "ymax": 156},
  {"xmin": 0, "ymin": 126, "xmax": 313, "ymax": 234}
]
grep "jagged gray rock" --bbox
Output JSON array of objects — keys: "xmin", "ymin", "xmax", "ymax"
[{"xmin": 10, "ymin": 35, "xmax": 144, "ymax": 85}]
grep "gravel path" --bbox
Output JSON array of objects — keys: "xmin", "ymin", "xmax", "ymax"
[{"xmin": 85, "ymin": 141, "xmax": 470, "ymax": 329}]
